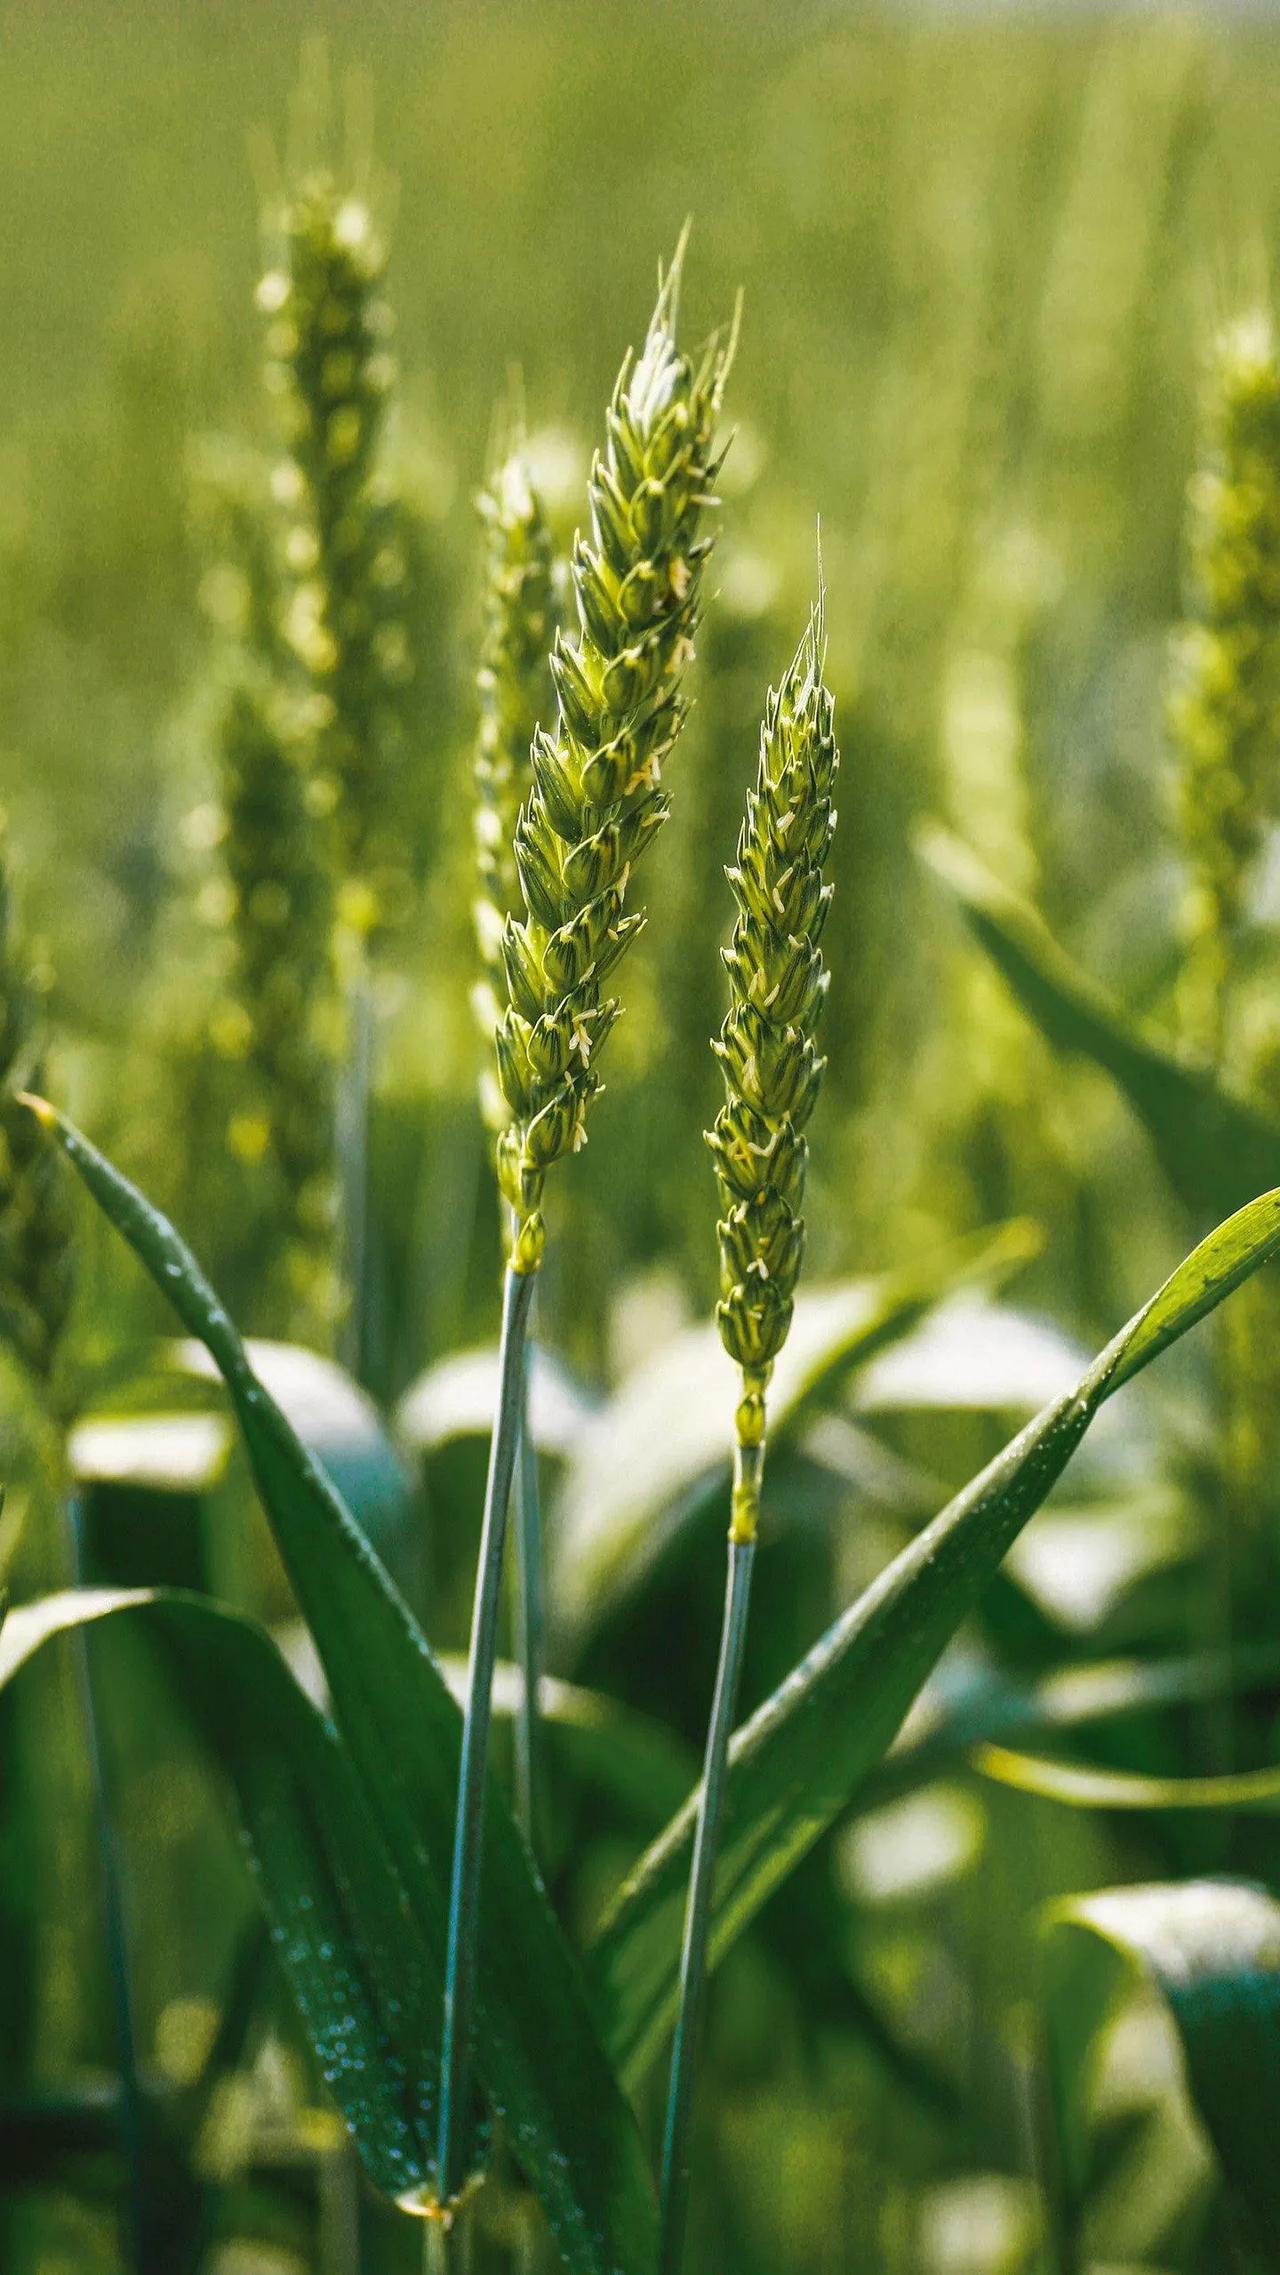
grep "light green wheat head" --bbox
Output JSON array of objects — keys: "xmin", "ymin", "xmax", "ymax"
[
  {"xmin": 194, "ymin": 442, "xmax": 341, "ymax": 1339},
  {"xmin": 1171, "ymin": 307, "xmax": 1280, "ymax": 1063},
  {"xmin": 258, "ymin": 137, "xmax": 416, "ymax": 928},
  {"xmin": 211, "ymin": 672, "xmax": 341, "ymax": 1330},
  {"xmin": 0, "ymin": 834, "xmax": 74, "ymax": 1386},
  {"xmin": 707, "ymin": 596, "xmax": 838, "ymax": 1530},
  {"xmin": 493, "ymin": 245, "xmax": 736, "ymax": 1273},
  {"xmin": 472, "ymin": 424, "xmax": 555, "ymax": 1134}
]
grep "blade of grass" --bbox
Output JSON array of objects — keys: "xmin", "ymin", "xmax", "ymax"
[{"xmin": 921, "ymin": 824, "xmax": 1280, "ymax": 1221}]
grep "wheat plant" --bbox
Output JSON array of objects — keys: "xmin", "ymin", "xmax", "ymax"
[
  {"xmin": 470, "ymin": 417, "xmax": 557, "ymax": 1857},
  {"xmin": 196, "ymin": 442, "xmax": 343, "ymax": 1341},
  {"xmin": 659, "ymin": 593, "xmax": 839, "ymax": 2275}
]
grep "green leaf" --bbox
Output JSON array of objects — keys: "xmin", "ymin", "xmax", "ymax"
[
  {"xmin": 921, "ymin": 825, "xmax": 1280, "ymax": 1221},
  {"xmin": 588, "ymin": 1186, "xmax": 1280, "ymax": 2088},
  {"xmin": 173, "ymin": 1337, "xmax": 415, "ymax": 1555},
  {"xmin": 0, "ymin": 1586, "xmax": 437, "ymax": 2202},
  {"xmin": 1043, "ymin": 1880, "xmax": 1280, "ymax": 2259},
  {"xmin": 553, "ymin": 1220, "xmax": 1041, "ymax": 1642},
  {"xmin": 974, "ymin": 1744, "xmax": 1280, "ymax": 1814},
  {"xmin": 30, "ymin": 1102, "xmax": 657, "ymax": 2275}
]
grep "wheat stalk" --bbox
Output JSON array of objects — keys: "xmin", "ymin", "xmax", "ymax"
[
  {"xmin": 660, "ymin": 590, "xmax": 839, "ymax": 2275},
  {"xmin": 470, "ymin": 416, "xmax": 557, "ymax": 1856},
  {"xmin": 436, "ymin": 242, "xmax": 735, "ymax": 2215}
]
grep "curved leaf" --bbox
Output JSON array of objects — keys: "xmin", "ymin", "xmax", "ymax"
[
  {"xmin": 975, "ymin": 1745, "xmax": 1280, "ymax": 1814},
  {"xmin": 554, "ymin": 1220, "xmax": 1040, "ymax": 1641},
  {"xmin": 176, "ymin": 1337, "xmax": 414, "ymax": 1553},
  {"xmin": 1043, "ymin": 1880, "xmax": 1280, "ymax": 2259},
  {"xmin": 921, "ymin": 826, "xmax": 1280, "ymax": 1221},
  {"xmin": 28, "ymin": 1102, "xmax": 656, "ymax": 2275},
  {"xmin": 0, "ymin": 1587, "xmax": 437, "ymax": 2202},
  {"xmin": 588, "ymin": 1187, "xmax": 1280, "ymax": 2087}
]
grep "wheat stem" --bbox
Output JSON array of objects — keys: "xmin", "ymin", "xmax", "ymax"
[
  {"xmin": 659, "ymin": 1509, "xmax": 757, "ymax": 2275},
  {"xmin": 437, "ymin": 1260, "xmax": 537, "ymax": 2206},
  {"xmin": 511, "ymin": 1325, "xmax": 547, "ymax": 1855}
]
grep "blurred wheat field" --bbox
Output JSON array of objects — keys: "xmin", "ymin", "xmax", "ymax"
[
  {"xmin": 7, "ymin": 6, "xmax": 1280, "ymax": 2273},
  {"xmin": 3, "ymin": 0, "xmax": 1273, "ymax": 1364}
]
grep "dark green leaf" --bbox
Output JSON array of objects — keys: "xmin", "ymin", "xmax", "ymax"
[
  {"xmin": 0, "ymin": 1586, "xmax": 436, "ymax": 2202},
  {"xmin": 921, "ymin": 826, "xmax": 1280, "ymax": 1221},
  {"xmin": 30, "ymin": 1102, "xmax": 657, "ymax": 2275},
  {"xmin": 588, "ymin": 1187, "xmax": 1280, "ymax": 2087}
]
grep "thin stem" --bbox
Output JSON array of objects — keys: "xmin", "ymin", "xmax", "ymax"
[
  {"xmin": 512, "ymin": 1320, "xmax": 547, "ymax": 1859},
  {"xmin": 658, "ymin": 1519, "xmax": 758, "ymax": 2275},
  {"xmin": 437, "ymin": 1262, "xmax": 537, "ymax": 2206},
  {"xmin": 64, "ymin": 1493, "xmax": 146, "ymax": 2273},
  {"xmin": 424, "ymin": 2216, "xmax": 451, "ymax": 2275}
]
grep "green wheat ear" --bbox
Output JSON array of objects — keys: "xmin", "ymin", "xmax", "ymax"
[
  {"xmin": 472, "ymin": 413, "xmax": 556, "ymax": 1135},
  {"xmin": 707, "ymin": 590, "xmax": 839, "ymax": 1537},
  {"xmin": 1171, "ymin": 307, "xmax": 1280, "ymax": 1068},
  {"xmin": 193, "ymin": 441, "xmax": 342, "ymax": 1343},
  {"xmin": 493, "ymin": 238, "xmax": 737, "ymax": 1275},
  {"xmin": 257, "ymin": 87, "xmax": 417, "ymax": 939},
  {"xmin": 0, "ymin": 828, "xmax": 75, "ymax": 1387}
]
